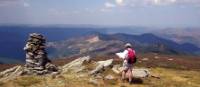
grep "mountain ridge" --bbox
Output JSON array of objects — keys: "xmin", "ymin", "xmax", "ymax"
[
  {"xmin": 47, "ymin": 32, "xmax": 200, "ymax": 59},
  {"xmin": 153, "ymin": 28, "xmax": 200, "ymax": 48},
  {"xmin": 0, "ymin": 26, "xmax": 200, "ymax": 64}
]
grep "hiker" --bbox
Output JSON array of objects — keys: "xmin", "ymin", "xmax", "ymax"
[{"xmin": 116, "ymin": 43, "xmax": 136, "ymax": 84}]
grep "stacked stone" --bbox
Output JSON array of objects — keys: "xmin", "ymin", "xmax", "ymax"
[{"xmin": 23, "ymin": 33, "xmax": 59, "ymax": 75}]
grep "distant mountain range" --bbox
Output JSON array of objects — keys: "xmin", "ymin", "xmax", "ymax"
[
  {"xmin": 0, "ymin": 25, "xmax": 105, "ymax": 63},
  {"xmin": 0, "ymin": 25, "xmax": 199, "ymax": 64},
  {"xmin": 153, "ymin": 28, "xmax": 200, "ymax": 48},
  {"xmin": 47, "ymin": 33, "xmax": 200, "ymax": 58}
]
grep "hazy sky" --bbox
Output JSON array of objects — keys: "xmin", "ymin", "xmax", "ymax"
[{"xmin": 0, "ymin": 0, "xmax": 200, "ymax": 28}]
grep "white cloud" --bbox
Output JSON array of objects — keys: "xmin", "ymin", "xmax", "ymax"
[
  {"xmin": 170, "ymin": 0, "xmax": 176, "ymax": 3},
  {"xmin": 116, "ymin": 0, "xmax": 124, "ymax": 6},
  {"xmin": 153, "ymin": 0, "xmax": 160, "ymax": 5},
  {"xmin": 103, "ymin": 0, "xmax": 200, "ymax": 8},
  {"xmin": 100, "ymin": 2, "xmax": 116, "ymax": 12},
  {"xmin": 152, "ymin": 0, "xmax": 177, "ymax": 5},
  {"xmin": 0, "ymin": 0, "xmax": 30, "ymax": 7},
  {"xmin": 105, "ymin": 2, "xmax": 116, "ymax": 8}
]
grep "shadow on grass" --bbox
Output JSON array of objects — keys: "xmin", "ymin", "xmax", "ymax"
[{"xmin": 131, "ymin": 78, "xmax": 143, "ymax": 84}]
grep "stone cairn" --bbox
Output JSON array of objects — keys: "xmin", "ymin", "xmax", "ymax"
[{"xmin": 23, "ymin": 33, "xmax": 59, "ymax": 75}]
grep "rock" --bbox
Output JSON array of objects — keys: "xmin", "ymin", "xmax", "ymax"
[
  {"xmin": 0, "ymin": 66, "xmax": 23, "ymax": 82},
  {"xmin": 151, "ymin": 74, "xmax": 161, "ymax": 79},
  {"xmin": 95, "ymin": 74, "xmax": 103, "ymax": 79},
  {"xmin": 105, "ymin": 74, "xmax": 115, "ymax": 80},
  {"xmin": 112, "ymin": 65, "xmax": 150, "ymax": 78},
  {"xmin": 132, "ymin": 69, "xmax": 150, "ymax": 78},
  {"xmin": 50, "ymin": 72, "xmax": 60, "ymax": 79},
  {"xmin": 97, "ymin": 59, "xmax": 113, "ymax": 67},
  {"xmin": 90, "ymin": 64, "xmax": 104, "ymax": 75},
  {"xmin": 76, "ymin": 73, "xmax": 87, "ymax": 78},
  {"xmin": 168, "ymin": 58, "xmax": 174, "ymax": 61},
  {"xmin": 23, "ymin": 33, "xmax": 59, "ymax": 75},
  {"xmin": 62, "ymin": 56, "xmax": 91, "ymax": 73},
  {"xmin": 154, "ymin": 56, "xmax": 159, "ymax": 59},
  {"xmin": 45, "ymin": 63, "xmax": 59, "ymax": 72},
  {"xmin": 112, "ymin": 65, "xmax": 121, "ymax": 74},
  {"xmin": 88, "ymin": 78, "xmax": 98, "ymax": 85},
  {"xmin": 142, "ymin": 58, "xmax": 149, "ymax": 61},
  {"xmin": 138, "ymin": 61, "xmax": 142, "ymax": 63},
  {"xmin": 90, "ymin": 59, "xmax": 113, "ymax": 75},
  {"xmin": 29, "ymin": 33, "xmax": 45, "ymax": 40},
  {"xmin": 112, "ymin": 65, "xmax": 124, "ymax": 74}
]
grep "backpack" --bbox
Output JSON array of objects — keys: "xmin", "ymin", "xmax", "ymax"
[{"xmin": 127, "ymin": 48, "xmax": 137, "ymax": 64}]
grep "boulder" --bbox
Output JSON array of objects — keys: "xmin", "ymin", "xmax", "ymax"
[
  {"xmin": 168, "ymin": 58, "xmax": 174, "ymax": 61},
  {"xmin": 62, "ymin": 56, "xmax": 91, "ymax": 73},
  {"xmin": 112, "ymin": 65, "xmax": 122, "ymax": 74},
  {"xmin": 112, "ymin": 65, "xmax": 150, "ymax": 78},
  {"xmin": 154, "ymin": 56, "xmax": 159, "ymax": 59},
  {"xmin": 90, "ymin": 59, "xmax": 113, "ymax": 75},
  {"xmin": 97, "ymin": 59, "xmax": 113, "ymax": 67},
  {"xmin": 105, "ymin": 74, "xmax": 115, "ymax": 80},
  {"xmin": 0, "ymin": 66, "xmax": 23, "ymax": 82},
  {"xmin": 88, "ymin": 78, "xmax": 98, "ymax": 85},
  {"xmin": 132, "ymin": 69, "xmax": 150, "ymax": 78},
  {"xmin": 142, "ymin": 58, "xmax": 149, "ymax": 61}
]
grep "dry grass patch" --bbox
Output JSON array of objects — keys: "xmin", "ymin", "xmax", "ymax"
[
  {"xmin": 0, "ymin": 81, "xmax": 4, "ymax": 86},
  {"xmin": 13, "ymin": 76, "xmax": 42, "ymax": 87},
  {"xmin": 147, "ymin": 67, "xmax": 200, "ymax": 87},
  {"xmin": 1, "ymin": 67, "xmax": 200, "ymax": 87}
]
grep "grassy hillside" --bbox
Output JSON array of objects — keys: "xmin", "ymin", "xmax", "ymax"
[
  {"xmin": 1, "ymin": 67, "xmax": 199, "ymax": 87},
  {"xmin": 0, "ymin": 54, "xmax": 200, "ymax": 87}
]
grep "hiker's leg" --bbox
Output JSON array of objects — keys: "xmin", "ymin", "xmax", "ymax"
[
  {"xmin": 122, "ymin": 70, "xmax": 126, "ymax": 80},
  {"xmin": 122, "ymin": 65, "xmax": 128, "ymax": 81},
  {"xmin": 128, "ymin": 69, "xmax": 132, "ymax": 83}
]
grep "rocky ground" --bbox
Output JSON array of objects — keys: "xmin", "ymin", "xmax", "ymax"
[{"xmin": 0, "ymin": 54, "xmax": 200, "ymax": 87}]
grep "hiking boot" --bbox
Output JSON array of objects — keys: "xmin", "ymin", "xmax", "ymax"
[{"xmin": 129, "ymin": 80, "xmax": 132, "ymax": 85}]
